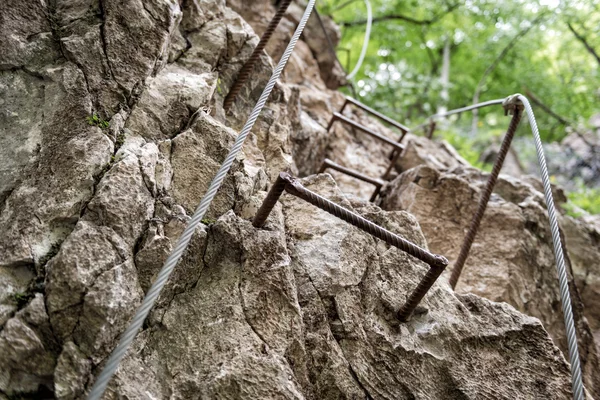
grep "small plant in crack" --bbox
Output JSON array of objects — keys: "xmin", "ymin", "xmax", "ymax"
[
  {"xmin": 87, "ymin": 113, "xmax": 110, "ymax": 129},
  {"xmin": 115, "ymin": 131, "xmax": 126, "ymax": 150},
  {"xmin": 216, "ymin": 77, "xmax": 224, "ymax": 95},
  {"xmin": 201, "ymin": 217, "xmax": 216, "ymax": 225},
  {"xmin": 12, "ymin": 292, "xmax": 32, "ymax": 308}
]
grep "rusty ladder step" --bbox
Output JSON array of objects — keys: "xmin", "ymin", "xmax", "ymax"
[{"xmin": 319, "ymin": 158, "xmax": 385, "ymax": 201}]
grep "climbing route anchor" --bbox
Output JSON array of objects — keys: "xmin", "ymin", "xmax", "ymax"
[{"xmin": 253, "ymin": 172, "xmax": 449, "ymax": 321}]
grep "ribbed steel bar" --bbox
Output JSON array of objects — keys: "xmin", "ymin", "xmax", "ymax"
[
  {"xmin": 397, "ymin": 263, "xmax": 445, "ymax": 321},
  {"xmin": 330, "ymin": 112, "xmax": 405, "ymax": 151},
  {"xmin": 345, "ymin": 96, "xmax": 410, "ymax": 133},
  {"xmin": 253, "ymin": 172, "xmax": 449, "ymax": 320},
  {"xmin": 411, "ymin": 98, "xmax": 505, "ymax": 132},
  {"xmin": 319, "ymin": 158, "xmax": 385, "ymax": 202},
  {"xmin": 319, "ymin": 158, "xmax": 385, "ymax": 187},
  {"xmin": 382, "ymin": 146, "xmax": 403, "ymax": 181},
  {"xmin": 426, "ymin": 120, "xmax": 437, "ymax": 140},
  {"xmin": 448, "ymin": 105, "xmax": 523, "ymax": 289},
  {"xmin": 252, "ymin": 173, "xmax": 288, "ymax": 227},
  {"xmin": 223, "ymin": 0, "xmax": 293, "ymax": 111}
]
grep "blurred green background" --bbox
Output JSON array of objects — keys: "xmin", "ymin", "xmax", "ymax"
[{"xmin": 317, "ymin": 0, "xmax": 600, "ymax": 215}]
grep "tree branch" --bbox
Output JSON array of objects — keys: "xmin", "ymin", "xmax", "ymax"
[
  {"xmin": 567, "ymin": 22, "xmax": 600, "ymax": 67},
  {"xmin": 524, "ymin": 89, "xmax": 571, "ymax": 126},
  {"xmin": 471, "ymin": 15, "xmax": 545, "ymax": 133},
  {"xmin": 340, "ymin": 3, "xmax": 459, "ymax": 27}
]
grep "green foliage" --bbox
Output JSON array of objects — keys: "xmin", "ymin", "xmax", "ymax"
[
  {"xmin": 319, "ymin": 0, "xmax": 600, "ymax": 142},
  {"xmin": 437, "ymin": 127, "xmax": 493, "ymax": 172},
  {"xmin": 216, "ymin": 77, "xmax": 224, "ymax": 95},
  {"xmin": 201, "ymin": 217, "xmax": 216, "ymax": 225},
  {"xmin": 563, "ymin": 179, "xmax": 600, "ymax": 216},
  {"xmin": 12, "ymin": 292, "xmax": 32, "ymax": 308},
  {"xmin": 87, "ymin": 113, "xmax": 110, "ymax": 129},
  {"xmin": 115, "ymin": 131, "xmax": 126, "ymax": 149}
]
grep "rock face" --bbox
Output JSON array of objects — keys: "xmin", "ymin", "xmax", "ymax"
[
  {"xmin": 0, "ymin": 0, "xmax": 594, "ymax": 398},
  {"xmin": 378, "ymin": 164, "xmax": 600, "ymax": 395},
  {"xmin": 542, "ymin": 117, "xmax": 600, "ymax": 190}
]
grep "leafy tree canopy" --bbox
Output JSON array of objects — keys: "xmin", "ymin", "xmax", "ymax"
[{"xmin": 319, "ymin": 0, "xmax": 600, "ymax": 143}]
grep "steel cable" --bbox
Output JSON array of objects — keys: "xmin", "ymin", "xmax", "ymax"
[
  {"xmin": 346, "ymin": 0, "xmax": 371, "ymax": 80},
  {"xmin": 517, "ymin": 94, "xmax": 584, "ymax": 400},
  {"xmin": 86, "ymin": 1, "xmax": 316, "ymax": 398},
  {"xmin": 223, "ymin": 0, "xmax": 293, "ymax": 111},
  {"xmin": 411, "ymin": 98, "xmax": 505, "ymax": 131}
]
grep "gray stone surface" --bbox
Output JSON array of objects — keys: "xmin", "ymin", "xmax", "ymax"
[
  {"xmin": 0, "ymin": 0, "xmax": 592, "ymax": 398},
  {"xmin": 379, "ymin": 164, "xmax": 600, "ymax": 395}
]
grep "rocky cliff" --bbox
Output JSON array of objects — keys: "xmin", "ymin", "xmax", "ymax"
[{"xmin": 0, "ymin": 0, "xmax": 597, "ymax": 399}]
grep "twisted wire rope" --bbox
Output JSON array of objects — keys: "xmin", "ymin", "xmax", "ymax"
[
  {"xmin": 346, "ymin": 0, "xmax": 371, "ymax": 80},
  {"xmin": 86, "ymin": 1, "xmax": 316, "ymax": 398},
  {"xmin": 518, "ymin": 94, "xmax": 584, "ymax": 400}
]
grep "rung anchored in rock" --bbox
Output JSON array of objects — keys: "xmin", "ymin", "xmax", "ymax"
[
  {"xmin": 253, "ymin": 172, "xmax": 449, "ymax": 321},
  {"xmin": 328, "ymin": 112, "xmax": 405, "ymax": 151},
  {"xmin": 319, "ymin": 158, "xmax": 385, "ymax": 201},
  {"xmin": 223, "ymin": 0, "xmax": 293, "ymax": 111}
]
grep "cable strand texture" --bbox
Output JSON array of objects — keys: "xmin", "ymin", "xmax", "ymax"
[
  {"xmin": 518, "ymin": 95, "xmax": 584, "ymax": 400},
  {"xmin": 86, "ymin": 1, "xmax": 316, "ymax": 398},
  {"xmin": 223, "ymin": 0, "xmax": 293, "ymax": 111}
]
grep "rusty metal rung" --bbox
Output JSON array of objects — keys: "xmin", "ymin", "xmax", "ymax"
[
  {"xmin": 330, "ymin": 112, "xmax": 405, "ymax": 152},
  {"xmin": 345, "ymin": 96, "xmax": 410, "ymax": 133},
  {"xmin": 320, "ymin": 159, "xmax": 385, "ymax": 187},
  {"xmin": 253, "ymin": 172, "xmax": 448, "ymax": 322},
  {"xmin": 319, "ymin": 158, "xmax": 385, "ymax": 202},
  {"xmin": 223, "ymin": 0, "xmax": 293, "ymax": 111},
  {"xmin": 448, "ymin": 105, "xmax": 523, "ymax": 289}
]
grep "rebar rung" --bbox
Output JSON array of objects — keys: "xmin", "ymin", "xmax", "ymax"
[
  {"xmin": 344, "ymin": 96, "xmax": 410, "ymax": 133},
  {"xmin": 253, "ymin": 172, "xmax": 448, "ymax": 322},
  {"xmin": 319, "ymin": 158, "xmax": 384, "ymax": 186},
  {"xmin": 330, "ymin": 112, "xmax": 406, "ymax": 151},
  {"xmin": 319, "ymin": 158, "xmax": 385, "ymax": 202}
]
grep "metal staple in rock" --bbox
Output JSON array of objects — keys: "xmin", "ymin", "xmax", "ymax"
[
  {"xmin": 86, "ymin": 1, "xmax": 316, "ymax": 398},
  {"xmin": 253, "ymin": 172, "xmax": 448, "ymax": 321},
  {"xmin": 444, "ymin": 94, "xmax": 584, "ymax": 400},
  {"xmin": 448, "ymin": 104, "xmax": 523, "ymax": 289},
  {"xmin": 223, "ymin": 0, "xmax": 293, "ymax": 111}
]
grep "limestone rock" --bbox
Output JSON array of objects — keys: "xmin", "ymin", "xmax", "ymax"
[
  {"xmin": 0, "ymin": 0, "xmax": 61, "ymax": 71},
  {"xmin": 170, "ymin": 112, "xmax": 237, "ymax": 218},
  {"xmin": 45, "ymin": 221, "xmax": 129, "ymax": 341},
  {"xmin": 562, "ymin": 214, "xmax": 600, "ymax": 348},
  {"xmin": 0, "ymin": 265, "xmax": 34, "ymax": 327},
  {"xmin": 102, "ymin": 0, "xmax": 182, "ymax": 95},
  {"xmin": 0, "ymin": 294, "xmax": 57, "ymax": 396},
  {"xmin": 396, "ymin": 133, "xmax": 470, "ymax": 172},
  {"xmin": 0, "ymin": 0, "xmax": 590, "ymax": 398},
  {"xmin": 84, "ymin": 142, "xmax": 155, "ymax": 247},
  {"xmin": 0, "ymin": 70, "xmax": 44, "ymax": 203},
  {"xmin": 0, "ymin": 62, "xmax": 113, "ymax": 269},
  {"xmin": 54, "ymin": 342, "xmax": 92, "ymax": 400},
  {"xmin": 378, "ymin": 164, "xmax": 600, "ymax": 394},
  {"xmin": 126, "ymin": 65, "xmax": 217, "ymax": 141}
]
